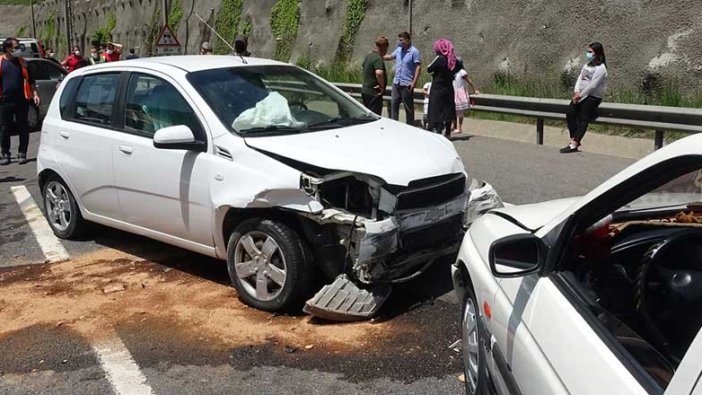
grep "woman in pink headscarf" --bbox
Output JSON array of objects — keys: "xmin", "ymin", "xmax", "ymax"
[{"xmin": 427, "ymin": 38, "xmax": 462, "ymax": 138}]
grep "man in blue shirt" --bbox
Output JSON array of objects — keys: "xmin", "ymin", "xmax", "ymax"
[{"xmin": 384, "ymin": 32, "xmax": 421, "ymax": 125}]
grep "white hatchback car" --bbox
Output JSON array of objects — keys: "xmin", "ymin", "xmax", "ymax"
[
  {"xmin": 38, "ymin": 56, "xmax": 500, "ymax": 320},
  {"xmin": 453, "ymin": 134, "xmax": 702, "ymax": 394}
]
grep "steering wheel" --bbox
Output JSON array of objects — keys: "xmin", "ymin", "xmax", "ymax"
[
  {"xmin": 289, "ymin": 101, "xmax": 308, "ymax": 113},
  {"xmin": 635, "ymin": 228, "xmax": 702, "ymax": 363}
]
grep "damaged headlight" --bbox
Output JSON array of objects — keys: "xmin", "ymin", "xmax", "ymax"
[{"xmin": 300, "ymin": 172, "xmax": 384, "ymax": 219}]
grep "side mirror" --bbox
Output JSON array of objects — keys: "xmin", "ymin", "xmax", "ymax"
[
  {"xmin": 153, "ymin": 125, "xmax": 205, "ymax": 152},
  {"xmin": 489, "ymin": 234, "xmax": 546, "ymax": 277}
]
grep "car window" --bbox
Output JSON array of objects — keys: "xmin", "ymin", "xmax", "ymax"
[
  {"xmin": 124, "ymin": 73, "xmax": 201, "ymax": 138},
  {"xmin": 27, "ymin": 62, "xmax": 49, "ymax": 80},
  {"xmin": 73, "ymin": 73, "xmax": 121, "ymax": 126},
  {"xmin": 59, "ymin": 77, "xmax": 80, "ymax": 119},
  {"xmin": 45, "ymin": 63, "xmax": 64, "ymax": 80},
  {"xmin": 619, "ymin": 169, "xmax": 702, "ymax": 213}
]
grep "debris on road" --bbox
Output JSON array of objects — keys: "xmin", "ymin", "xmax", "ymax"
[
  {"xmin": 284, "ymin": 346, "xmax": 298, "ymax": 354},
  {"xmin": 458, "ymin": 373, "xmax": 466, "ymax": 383},
  {"xmin": 305, "ymin": 344, "xmax": 314, "ymax": 350},
  {"xmin": 448, "ymin": 339, "xmax": 462, "ymax": 353},
  {"xmin": 102, "ymin": 283, "xmax": 126, "ymax": 294}
]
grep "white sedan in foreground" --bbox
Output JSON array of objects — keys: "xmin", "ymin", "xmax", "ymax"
[{"xmin": 453, "ymin": 134, "xmax": 702, "ymax": 394}]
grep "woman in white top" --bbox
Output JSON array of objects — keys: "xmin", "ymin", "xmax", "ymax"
[{"xmin": 561, "ymin": 42, "xmax": 608, "ymax": 153}]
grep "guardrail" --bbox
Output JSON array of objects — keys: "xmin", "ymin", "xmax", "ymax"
[{"xmin": 333, "ymin": 82, "xmax": 702, "ymax": 150}]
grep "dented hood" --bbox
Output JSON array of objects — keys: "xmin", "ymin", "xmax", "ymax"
[
  {"xmin": 491, "ymin": 197, "xmax": 581, "ymax": 231},
  {"xmin": 244, "ymin": 118, "xmax": 463, "ymax": 186}
]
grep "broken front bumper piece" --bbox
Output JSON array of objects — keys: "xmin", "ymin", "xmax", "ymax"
[{"xmin": 303, "ymin": 275, "xmax": 391, "ymax": 321}]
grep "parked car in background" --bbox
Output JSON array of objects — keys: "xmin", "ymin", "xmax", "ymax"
[
  {"xmin": 453, "ymin": 134, "xmax": 702, "ymax": 394},
  {"xmin": 0, "ymin": 37, "xmax": 45, "ymax": 58},
  {"xmin": 37, "ymin": 56, "xmax": 502, "ymax": 321}
]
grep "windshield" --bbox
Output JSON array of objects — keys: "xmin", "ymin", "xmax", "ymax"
[
  {"xmin": 619, "ymin": 168, "xmax": 702, "ymax": 212},
  {"xmin": 187, "ymin": 65, "xmax": 377, "ymax": 136}
]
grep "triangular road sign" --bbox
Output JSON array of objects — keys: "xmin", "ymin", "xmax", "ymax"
[{"xmin": 155, "ymin": 24, "xmax": 181, "ymax": 47}]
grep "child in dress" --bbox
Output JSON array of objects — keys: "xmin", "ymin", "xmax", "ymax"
[
  {"xmin": 453, "ymin": 60, "xmax": 479, "ymax": 133},
  {"xmin": 422, "ymin": 81, "xmax": 431, "ymax": 130}
]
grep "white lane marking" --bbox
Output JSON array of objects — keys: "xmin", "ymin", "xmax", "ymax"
[
  {"xmin": 93, "ymin": 335, "xmax": 155, "ymax": 395},
  {"xmin": 10, "ymin": 185, "xmax": 69, "ymax": 263}
]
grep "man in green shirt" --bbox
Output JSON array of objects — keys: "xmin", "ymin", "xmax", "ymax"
[{"xmin": 361, "ymin": 36, "xmax": 389, "ymax": 115}]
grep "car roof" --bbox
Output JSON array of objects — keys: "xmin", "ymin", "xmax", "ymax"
[{"xmin": 78, "ymin": 55, "xmax": 292, "ymax": 74}]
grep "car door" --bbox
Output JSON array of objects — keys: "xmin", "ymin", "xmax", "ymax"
[
  {"xmin": 111, "ymin": 71, "xmax": 215, "ymax": 247},
  {"xmin": 37, "ymin": 61, "xmax": 66, "ymax": 114},
  {"xmin": 490, "ymin": 157, "xmax": 702, "ymax": 395},
  {"xmin": 50, "ymin": 72, "xmax": 122, "ymax": 219}
]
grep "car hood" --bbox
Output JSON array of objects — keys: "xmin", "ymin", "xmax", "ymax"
[
  {"xmin": 491, "ymin": 197, "xmax": 581, "ymax": 231},
  {"xmin": 244, "ymin": 118, "xmax": 463, "ymax": 185}
]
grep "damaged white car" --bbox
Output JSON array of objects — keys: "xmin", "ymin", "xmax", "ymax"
[{"xmin": 37, "ymin": 56, "xmax": 502, "ymax": 320}]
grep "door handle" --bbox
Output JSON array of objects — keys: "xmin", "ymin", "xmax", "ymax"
[
  {"xmin": 59, "ymin": 131, "xmax": 70, "ymax": 139},
  {"xmin": 118, "ymin": 145, "xmax": 134, "ymax": 155}
]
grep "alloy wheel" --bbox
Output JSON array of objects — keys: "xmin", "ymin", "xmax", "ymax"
[
  {"xmin": 462, "ymin": 295, "xmax": 481, "ymax": 394},
  {"xmin": 233, "ymin": 231, "xmax": 288, "ymax": 302},
  {"xmin": 44, "ymin": 181, "xmax": 72, "ymax": 232}
]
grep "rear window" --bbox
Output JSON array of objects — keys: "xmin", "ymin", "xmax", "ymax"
[{"xmin": 72, "ymin": 73, "xmax": 121, "ymax": 126}]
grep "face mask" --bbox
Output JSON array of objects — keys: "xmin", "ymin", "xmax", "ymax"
[
  {"xmin": 106, "ymin": 50, "xmax": 113, "ymax": 55},
  {"xmin": 74, "ymin": 51, "xmax": 81, "ymax": 56},
  {"xmin": 10, "ymin": 48, "xmax": 21, "ymax": 57},
  {"xmin": 48, "ymin": 52, "xmax": 54, "ymax": 57},
  {"xmin": 586, "ymin": 52, "xmax": 595, "ymax": 62}
]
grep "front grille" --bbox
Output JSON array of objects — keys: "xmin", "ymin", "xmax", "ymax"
[
  {"xmin": 395, "ymin": 174, "xmax": 466, "ymax": 211},
  {"xmin": 398, "ymin": 214, "xmax": 464, "ymax": 251}
]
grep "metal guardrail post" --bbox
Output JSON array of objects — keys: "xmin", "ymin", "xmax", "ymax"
[
  {"xmin": 536, "ymin": 118, "xmax": 544, "ymax": 145},
  {"xmin": 654, "ymin": 130, "xmax": 664, "ymax": 150}
]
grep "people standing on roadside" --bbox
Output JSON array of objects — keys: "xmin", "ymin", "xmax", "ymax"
[
  {"xmin": 44, "ymin": 48, "xmax": 60, "ymax": 64},
  {"xmin": 427, "ymin": 38, "xmax": 460, "ymax": 138},
  {"xmin": 561, "ymin": 42, "xmax": 608, "ymax": 153},
  {"xmin": 234, "ymin": 37, "xmax": 252, "ymax": 57},
  {"xmin": 0, "ymin": 38, "xmax": 40, "ymax": 165},
  {"xmin": 126, "ymin": 48, "xmax": 139, "ymax": 60},
  {"xmin": 88, "ymin": 46, "xmax": 104, "ymax": 65},
  {"xmin": 453, "ymin": 57, "xmax": 479, "ymax": 134},
  {"xmin": 383, "ymin": 32, "xmax": 421, "ymax": 125},
  {"xmin": 101, "ymin": 42, "xmax": 122, "ymax": 62},
  {"xmin": 61, "ymin": 45, "xmax": 86, "ymax": 73},
  {"xmin": 422, "ymin": 81, "xmax": 431, "ymax": 129},
  {"xmin": 361, "ymin": 35, "xmax": 389, "ymax": 116},
  {"xmin": 200, "ymin": 42, "xmax": 213, "ymax": 55}
]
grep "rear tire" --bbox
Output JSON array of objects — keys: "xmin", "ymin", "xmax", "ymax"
[
  {"xmin": 226, "ymin": 218, "xmax": 313, "ymax": 312},
  {"xmin": 42, "ymin": 174, "xmax": 86, "ymax": 239},
  {"xmin": 462, "ymin": 279, "xmax": 489, "ymax": 395}
]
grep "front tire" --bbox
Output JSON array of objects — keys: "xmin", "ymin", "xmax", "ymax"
[
  {"xmin": 226, "ymin": 218, "xmax": 313, "ymax": 312},
  {"xmin": 42, "ymin": 175, "xmax": 86, "ymax": 239},
  {"xmin": 462, "ymin": 280, "xmax": 488, "ymax": 395}
]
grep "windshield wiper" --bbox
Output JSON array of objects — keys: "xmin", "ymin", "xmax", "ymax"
[
  {"xmin": 238, "ymin": 125, "xmax": 304, "ymax": 135},
  {"xmin": 307, "ymin": 114, "xmax": 378, "ymax": 129}
]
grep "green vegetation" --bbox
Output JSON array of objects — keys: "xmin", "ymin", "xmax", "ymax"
[
  {"xmin": 90, "ymin": 12, "xmax": 117, "ymax": 46},
  {"xmin": 336, "ymin": 0, "xmax": 367, "ymax": 63},
  {"xmin": 37, "ymin": 10, "xmax": 57, "ymax": 48},
  {"xmin": 214, "ymin": 0, "xmax": 243, "ymax": 54},
  {"xmin": 16, "ymin": 26, "xmax": 27, "ymax": 37},
  {"xmin": 0, "ymin": 0, "xmax": 33, "ymax": 4},
  {"xmin": 270, "ymin": 0, "xmax": 299, "ymax": 61},
  {"xmin": 241, "ymin": 17, "xmax": 253, "ymax": 38},
  {"xmin": 168, "ymin": 0, "xmax": 183, "ymax": 34},
  {"xmin": 144, "ymin": 5, "xmax": 161, "ymax": 55}
]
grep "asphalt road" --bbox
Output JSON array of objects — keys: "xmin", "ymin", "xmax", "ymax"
[{"xmin": 0, "ymin": 130, "xmax": 635, "ymax": 395}]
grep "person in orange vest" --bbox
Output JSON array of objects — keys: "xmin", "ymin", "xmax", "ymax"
[{"xmin": 0, "ymin": 38, "xmax": 40, "ymax": 165}]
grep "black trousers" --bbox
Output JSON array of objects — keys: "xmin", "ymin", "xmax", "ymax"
[
  {"xmin": 432, "ymin": 121, "xmax": 452, "ymax": 138},
  {"xmin": 390, "ymin": 84, "xmax": 415, "ymax": 125},
  {"xmin": 362, "ymin": 93, "xmax": 383, "ymax": 116},
  {"xmin": 566, "ymin": 96, "xmax": 602, "ymax": 143},
  {"xmin": 0, "ymin": 99, "xmax": 30, "ymax": 155}
]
